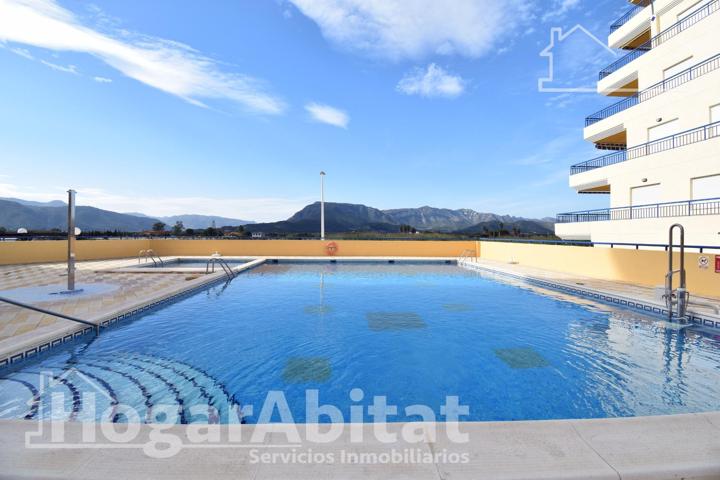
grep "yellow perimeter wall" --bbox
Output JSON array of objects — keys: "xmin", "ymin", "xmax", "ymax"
[
  {"xmin": 0, "ymin": 239, "xmax": 151, "ymax": 265},
  {"xmin": 0, "ymin": 239, "xmax": 717, "ymax": 297},
  {"xmin": 150, "ymin": 239, "xmax": 476, "ymax": 258},
  {"xmin": 0, "ymin": 239, "xmax": 474, "ymax": 265},
  {"xmin": 478, "ymin": 241, "xmax": 720, "ymax": 298}
]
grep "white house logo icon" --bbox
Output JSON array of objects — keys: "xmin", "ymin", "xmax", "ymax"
[{"xmin": 539, "ymin": 25, "xmax": 618, "ymax": 93}]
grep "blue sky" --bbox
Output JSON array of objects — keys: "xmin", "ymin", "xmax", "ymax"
[{"xmin": 0, "ymin": 0, "xmax": 630, "ymax": 221}]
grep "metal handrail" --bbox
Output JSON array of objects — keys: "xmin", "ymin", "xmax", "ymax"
[
  {"xmin": 556, "ymin": 196, "xmax": 720, "ymax": 223},
  {"xmin": 206, "ymin": 258, "xmax": 236, "ymax": 279},
  {"xmin": 664, "ymin": 224, "xmax": 688, "ymax": 320},
  {"xmin": 138, "ymin": 249, "xmax": 164, "ymax": 266},
  {"xmin": 571, "ymin": 120, "xmax": 720, "ymax": 174},
  {"xmin": 587, "ymin": 53, "xmax": 720, "ymax": 126},
  {"xmin": 0, "ymin": 295, "xmax": 100, "ymax": 335},
  {"xmin": 610, "ymin": 3, "xmax": 647, "ymax": 32},
  {"xmin": 599, "ymin": 0, "xmax": 720, "ymax": 79},
  {"xmin": 478, "ymin": 237, "xmax": 720, "ymax": 253}
]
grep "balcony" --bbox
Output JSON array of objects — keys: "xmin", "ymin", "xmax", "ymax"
[
  {"xmin": 556, "ymin": 197, "xmax": 720, "ymax": 223},
  {"xmin": 571, "ymin": 121, "xmax": 720, "ymax": 175},
  {"xmin": 610, "ymin": 3, "xmax": 648, "ymax": 33},
  {"xmin": 599, "ymin": 0, "xmax": 720, "ymax": 80},
  {"xmin": 587, "ymin": 53, "xmax": 720, "ymax": 127}
]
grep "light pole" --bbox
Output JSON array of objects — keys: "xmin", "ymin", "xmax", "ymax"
[
  {"xmin": 67, "ymin": 189, "xmax": 77, "ymax": 292},
  {"xmin": 320, "ymin": 171, "xmax": 326, "ymax": 241}
]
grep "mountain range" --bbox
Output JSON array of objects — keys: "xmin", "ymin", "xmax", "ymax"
[
  {"xmin": 247, "ymin": 202, "xmax": 554, "ymax": 235},
  {"xmin": 124, "ymin": 212, "xmax": 254, "ymax": 229},
  {"xmin": 0, "ymin": 198, "xmax": 554, "ymax": 235},
  {"xmin": 0, "ymin": 198, "xmax": 252, "ymax": 231}
]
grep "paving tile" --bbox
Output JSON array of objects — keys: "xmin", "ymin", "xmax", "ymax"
[
  {"xmin": 431, "ymin": 421, "xmax": 619, "ymax": 480},
  {"xmin": 571, "ymin": 414, "xmax": 720, "ymax": 480}
]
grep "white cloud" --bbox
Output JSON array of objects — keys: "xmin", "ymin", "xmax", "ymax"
[
  {"xmin": 0, "ymin": 183, "xmax": 311, "ymax": 222},
  {"xmin": 287, "ymin": 0, "xmax": 533, "ymax": 60},
  {"xmin": 542, "ymin": 0, "xmax": 580, "ymax": 22},
  {"xmin": 10, "ymin": 46, "xmax": 33, "ymax": 59},
  {"xmin": 305, "ymin": 102, "xmax": 349, "ymax": 128},
  {"xmin": 511, "ymin": 133, "xmax": 586, "ymax": 166},
  {"xmin": 93, "ymin": 76, "xmax": 111, "ymax": 83},
  {"xmin": 0, "ymin": 0, "xmax": 285, "ymax": 114},
  {"xmin": 40, "ymin": 59, "xmax": 77, "ymax": 74},
  {"xmin": 396, "ymin": 64, "xmax": 465, "ymax": 98}
]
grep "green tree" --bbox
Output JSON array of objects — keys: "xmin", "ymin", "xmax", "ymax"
[
  {"xmin": 172, "ymin": 221, "xmax": 184, "ymax": 236},
  {"xmin": 152, "ymin": 221, "xmax": 166, "ymax": 232}
]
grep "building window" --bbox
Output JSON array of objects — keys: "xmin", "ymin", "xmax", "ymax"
[
  {"xmin": 663, "ymin": 57, "xmax": 693, "ymax": 79},
  {"xmin": 631, "ymin": 183, "xmax": 662, "ymax": 206},
  {"xmin": 692, "ymin": 174, "xmax": 720, "ymax": 200},
  {"xmin": 677, "ymin": 0, "xmax": 713, "ymax": 22},
  {"xmin": 711, "ymin": 104, "xmax": 720, "ymax": 124},
  {"xmin": 647, "ymin": 118, "xmax": 679, "ymax": 142}
]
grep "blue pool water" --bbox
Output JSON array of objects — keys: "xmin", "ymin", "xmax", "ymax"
[{"xmin": 2, "ymin": 261, "xmax": 720, "ymax": 424}]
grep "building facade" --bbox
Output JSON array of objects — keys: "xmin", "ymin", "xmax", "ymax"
[{"xmin": 555, "ymin": 0, "xmax": 720, "ymax": 246}]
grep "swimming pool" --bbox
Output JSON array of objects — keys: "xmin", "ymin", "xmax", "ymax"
[{"xmin": 1, "ymin": 261, "xmax": 719, "ymax": 424}]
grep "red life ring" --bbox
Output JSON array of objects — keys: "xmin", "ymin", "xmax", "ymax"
[{"xmin": 325, "ymin": 242, "xmax": 338, "ymax": 256}]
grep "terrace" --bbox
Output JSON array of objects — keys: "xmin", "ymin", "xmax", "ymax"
[
  {"xmin": 586, "ymin": 53, "xmax": 720, "ymax": 127},
  {"xmin": 571, "ymin": 120, "xmax": 720, "ymax": 174},
  {"xmin": 599, "ymin": 0, "xmax": 720, "ymax": 79},
  {"xmin": 609, "ymin": 2, "xmax": 648, "ymax": 33}
]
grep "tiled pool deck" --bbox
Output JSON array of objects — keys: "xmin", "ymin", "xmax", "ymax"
[{"xmin": 0, "ymin": 257, "xmax": 265, "ymax": 366}]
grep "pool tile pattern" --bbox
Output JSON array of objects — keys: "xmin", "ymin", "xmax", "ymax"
[
  {"xmin": 282, "ymin": 357, "xmax": 332, "ymax": 383},
  {"xmin": 494, "ymin": 347, "xmax": 551, "ymax": 369},
  {"xmin": 303, "ymin": 305, "xmax": 334, "ymax": 315},
  {"xmin": 442, "ymin": 304, "xmax": 474, "ymax": 312},
  {"xmin": 366, "ymin": 312, "xmax": 426, "ymax": 331}
]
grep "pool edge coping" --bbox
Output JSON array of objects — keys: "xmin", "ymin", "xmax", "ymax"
[{"xmin": 0, "ymin": 412, "xmax": 719, "ymax": 479}]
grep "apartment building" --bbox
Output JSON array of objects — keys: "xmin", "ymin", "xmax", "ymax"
[{"xmin": 555, "ymin": 0, "xmax": 720, "ymax": 246}]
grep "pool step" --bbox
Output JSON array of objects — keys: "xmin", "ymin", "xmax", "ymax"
[{"xmin": 0, "ymin": 353, "xmax": 242, "ymax": 424}]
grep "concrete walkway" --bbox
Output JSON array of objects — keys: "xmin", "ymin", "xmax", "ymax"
[
  {"xmin": 460, "ymin": 257, "xmax": 720, "ymax": 321},
  {"xmin": 0, "ymin": 413, "xmax": 719, "ymax": 479}
]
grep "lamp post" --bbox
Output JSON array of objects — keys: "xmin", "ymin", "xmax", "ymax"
[
  {"xmin": 67, "ymin": 189, "xmax": 76, "ymax": 291},
  {"xmin": 320, "ymin": 171, "xmax": 326, "ymax": 241}
]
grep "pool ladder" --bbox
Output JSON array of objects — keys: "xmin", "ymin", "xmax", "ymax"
[
  {"xmin": 664, "ymin": 224, "xmax": 689, "ymax": 322},
  {"xmin": 206, "ymin": 257, "xmax": 236, "ymax": 279},
  {"xmin": 138, "ymin": 249, "xmax": 164, "ymax": 267},
  {"xmin": 458, "ymin": 249, "xmax": 476, "ymax": 265}
]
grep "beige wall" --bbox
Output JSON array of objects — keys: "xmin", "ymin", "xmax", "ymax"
[
  {"xmin": 0, "ymin": 239, "xmax": 150, "ymax": 265},
  {"xmin": 479, "ymin": 240, "xmax": 720, "ymax": 297},
  {"xmin": 555, "ymin": 215, "xmax": 720, "ymax": 246}
]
